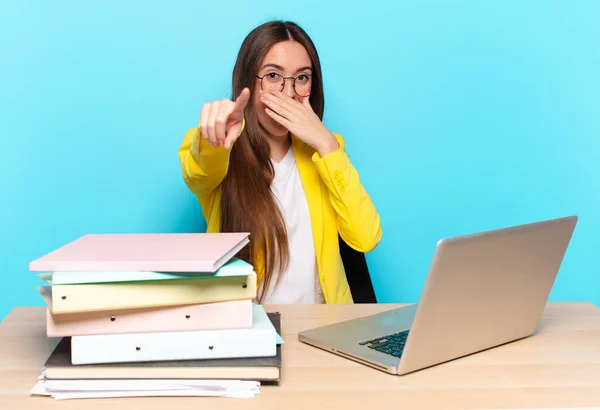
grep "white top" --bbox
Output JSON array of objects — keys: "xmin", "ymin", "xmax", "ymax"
[{"xmin": 258, "ymin": 146, "xmax": 325, "ymax": 304}]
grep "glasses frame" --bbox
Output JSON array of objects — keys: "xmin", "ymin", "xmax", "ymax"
[{"xmin": 255, "ymin": 72, "xmax": 313, "ymax": 97}]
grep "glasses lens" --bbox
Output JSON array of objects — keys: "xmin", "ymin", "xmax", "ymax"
[
  {"xmin": 262, "ymin": 73, "xmax": 283, "ymax": 91},
  {"xmin": 294, "ymin": 74, "xmax": 312, "ymax": 97}
]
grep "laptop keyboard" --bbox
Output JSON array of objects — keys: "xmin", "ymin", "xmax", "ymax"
[{"xmin": 359, "ymin": 330, "xmax": 409, "ymax": 358}]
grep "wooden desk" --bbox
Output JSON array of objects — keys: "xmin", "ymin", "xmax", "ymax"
[{"xmin": 2, "ymin": 303, "xmax": 600, "ymax": 409}]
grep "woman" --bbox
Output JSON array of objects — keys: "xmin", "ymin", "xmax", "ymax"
[{"xmin": 178, "ymin": 20, "xmax": 381, "ymax": 304}]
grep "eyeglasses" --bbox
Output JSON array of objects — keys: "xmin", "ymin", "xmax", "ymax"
[{"xmin": 255, "ymin": 72, "xmax": 312, "ymax": 97}]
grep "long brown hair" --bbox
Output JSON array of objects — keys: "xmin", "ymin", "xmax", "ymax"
[{"xmin": 220, "ymin": 21, "xmax": 325, "ymax": 302}]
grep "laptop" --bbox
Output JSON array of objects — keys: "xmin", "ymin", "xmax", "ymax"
[{"xmin": 298, "ymin": 215, "xmax": 578, "ymax": 375}]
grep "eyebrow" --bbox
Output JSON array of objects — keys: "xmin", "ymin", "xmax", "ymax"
[{"xmin": 260, "ymin": 63, "xmax": 313, "ymax": 73}]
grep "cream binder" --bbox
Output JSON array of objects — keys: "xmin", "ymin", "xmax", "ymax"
[{"xmin": 38, "ymin": 273, "xmax": 257, "ymax": 314}]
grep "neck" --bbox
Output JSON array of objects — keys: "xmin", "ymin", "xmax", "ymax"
[{"xmin": 266, "ymin": 132, "xmax": 291, "ymax": 163}]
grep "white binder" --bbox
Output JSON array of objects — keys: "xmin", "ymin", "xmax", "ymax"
[{"xmin": 70, "ymin": 304, "xmax": 276, "ymax": 365}]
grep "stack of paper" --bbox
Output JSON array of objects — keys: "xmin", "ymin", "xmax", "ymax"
[
  {"xmin": 31, "ymin": 373, "xmax": 261, "ymax": 400},
  {"xmin": 28, "ymin": 232, "xmax": 282, "ymax": 399}
]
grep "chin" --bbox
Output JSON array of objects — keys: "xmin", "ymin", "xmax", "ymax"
[{"xmin": 258, "ymin": 116, "xmax": 289, "ymax": 139}]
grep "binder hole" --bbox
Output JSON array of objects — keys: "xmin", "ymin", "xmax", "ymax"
[
  {"xmin": 61, "ymin": 296, "xmax": 67, "ymax": 300},
  {"xmin": 136, "ymin": 346, "xmax": 141, "ymax": 351},
  {"xmin": 208, "ymin": 345, "xmax": 214, "ymax": 350},
  {"xmin": 185, "ymin": 315, "xmax": 190, "ymax": 319},
  {"xmin": 110, "ymin": 316, "xmax": 116, "ymax": 322}
]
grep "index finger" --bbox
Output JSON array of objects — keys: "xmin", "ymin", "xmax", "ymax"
[
  {"xmin": 266, "ymin": 89, "xmax": 300, "ymax": 105},
  {"xmin": 233, "ymin": 87, "xmax": 250, "ymax": 113}
]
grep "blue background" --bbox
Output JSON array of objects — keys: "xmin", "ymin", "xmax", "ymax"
[{"xmin": 1, "ymin": 1, "xmax": 598, "ymax": 320}]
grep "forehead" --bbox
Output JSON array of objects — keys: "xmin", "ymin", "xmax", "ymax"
[{"xmin": 260, "ymin": 40, "xmax": 312, "ymax": 71}]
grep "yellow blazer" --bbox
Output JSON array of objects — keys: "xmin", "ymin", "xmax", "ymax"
[{"xmin": 178, "ymin": 126, "xmax": 382, "ymax": 304}]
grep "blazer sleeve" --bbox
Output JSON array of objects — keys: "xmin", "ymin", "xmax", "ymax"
[{"xmin": 312, "ymin": 133, "xmax": 382, "ymax": 252}]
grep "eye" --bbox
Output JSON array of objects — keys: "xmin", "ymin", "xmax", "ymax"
[
  {"xmin": 266, "ymin": 72, "xmax": 280, "ymax": 80},
  {"xmin": 296, "ymin": 74, "xmax": 310, "ymax": 84}
]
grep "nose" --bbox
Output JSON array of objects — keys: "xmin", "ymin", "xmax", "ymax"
[{"xmin": 282, "ymin": 78, "xmax": 296, "ymax": 98}]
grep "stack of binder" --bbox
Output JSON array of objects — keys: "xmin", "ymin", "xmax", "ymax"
[{"xmin": 28, "ymin": 232, "xmax": 282, "ymax": 388}]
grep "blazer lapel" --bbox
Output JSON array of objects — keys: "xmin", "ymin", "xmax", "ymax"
[{"xmin": 291, "ymin": 136, "xmax": 324, "ymax": 266}]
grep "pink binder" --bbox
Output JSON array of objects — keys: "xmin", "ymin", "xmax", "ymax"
[
  {"xmin": 45, "ymin": 299, "xmax": 253, "ymax": 337},
  {"xmin": 29, "ymin": 232, "xmax": 250, "ymax": 272}
]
